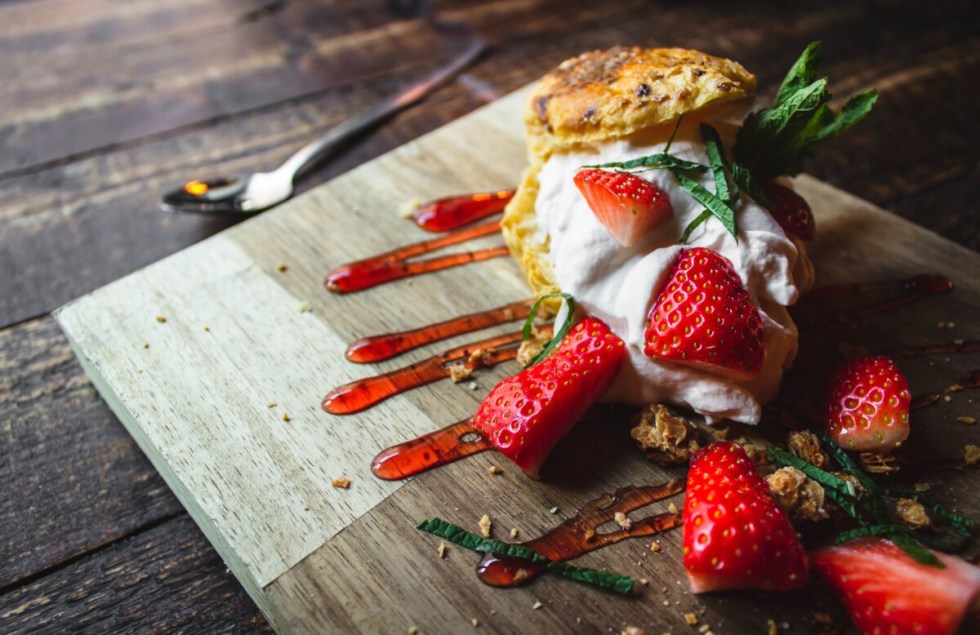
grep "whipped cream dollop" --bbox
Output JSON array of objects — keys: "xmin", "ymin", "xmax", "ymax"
[{"xmin": 535, "ymin": 126, "xmax": 814, "ymax": 424}]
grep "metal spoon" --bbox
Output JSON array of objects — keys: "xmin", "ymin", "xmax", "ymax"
[{"xmin": 161, "ymin": 39, "xmax": 487, "ymax": 215}]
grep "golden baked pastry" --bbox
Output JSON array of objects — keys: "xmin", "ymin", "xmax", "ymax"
[{"xmin": 502, "ymin": 46, "xmax": 757, "ymax": 300}]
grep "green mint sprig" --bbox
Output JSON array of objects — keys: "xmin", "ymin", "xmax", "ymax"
[
  {"xmin": 417, "ymin": 517, "xmax": 635, "ymax": 594},
  {"xmin": 521, "ymin": 292, "xmax": 575, "ymax": 366},
  {"xmin": 733, "ymin": 41, "xmax": 878, "ymax": 181}
]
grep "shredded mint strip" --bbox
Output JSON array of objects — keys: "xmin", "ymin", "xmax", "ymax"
[
  {"xmin": 699, "ymin": 124, "xmax": 735, "ymax": 205},
  {"xmin": 521, "ymin": 292, "xmax": 575, "ymax": 367},
  {"xmin": 890, "ymin": 533, "xmax": 944, "ymax": 568},
  {"xmin": 679, "ymin": 210, "xmax": 713, "ymax": 244},
  {"xmin": 673, "ymin": 172, "xmax": 737, "ymax": 238},
  {"xmin": 812, "ymin": 429, "xmax": 880, "ymax": 496},
  {"xmin": 417, "ymin": 518, "xmax": 635, "ymax": 594},
  {"xmin": 585, "ymin": 153, "xmax": 705, "ymax": 173},
  {"xmin": 767, "ymin": 445, "xmax": 860, "ymax": 518}
]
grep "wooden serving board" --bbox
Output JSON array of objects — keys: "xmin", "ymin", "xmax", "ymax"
[{"xmin": 56, "ymin": 87, "xmax": 980, "ymax": 634}]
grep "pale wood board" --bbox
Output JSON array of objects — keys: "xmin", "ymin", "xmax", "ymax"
[{"xmin": 56, "ymin": 87, "xmax": 980, "ymax": 634}]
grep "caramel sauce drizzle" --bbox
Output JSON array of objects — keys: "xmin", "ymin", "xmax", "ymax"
[
  {"xmin": 325, "ymin": 220, "xmax": 507, "ymax": 293},
  {"xmin": 372, "ymin": 419, "xmax": 490, "ymax": 480},
  {"xmin": 346, "ymin": 299, "xmax": 533, "ymax": 364},
  {"xmin": 411, "ymin": 189, "xmax": 515, "ymax": 232},
  {"xmin": 807, "ymin": 273, "xmax": 953, "ymax": 323},
  {"xmin": 477, "ymin": 481, "xmax": 686, "ymax": 587},
  {"xmin": 323, "ymin": 331, "xmax": 523, "ymax": 415}
]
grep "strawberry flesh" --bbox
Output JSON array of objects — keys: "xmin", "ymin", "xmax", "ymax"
[
  {"xmin": 761, "ymin": 181, "xmax": 815, "ymax": 242},
  {"xmin": 813, "ymin": 538, "xmax": 980, "ymax": 635},
  {"xmin": 573, "ymin": 168, "xmax": 674, "ymax": 247},
  {"xmin": 683, "ymin": 441, "xmax": 809, "ymax": 593},
  {"xmin": 644, "ymin": 247, "xmax": 764, "ymax": 380},
  {"xmin": 472, "ymin": 317, "xmax": 625, "ymax": 478},
  {"xmin": 823, "ymin": 356, "xmax": 911, "ymax": 452}
]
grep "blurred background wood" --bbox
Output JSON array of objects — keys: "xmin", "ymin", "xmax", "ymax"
[{"xmin": 1, "ymin": 0, "xmax": 977, "ymax": 631}]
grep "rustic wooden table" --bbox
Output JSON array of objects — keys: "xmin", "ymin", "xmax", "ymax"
[{"xmin": 1, "ymin": 0, "xmax": 977, "ymax": 632}]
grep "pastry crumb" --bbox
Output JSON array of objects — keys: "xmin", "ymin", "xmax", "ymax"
[
  {"xmin": 143, "ymin": 342, "xmax": 150, "ymax": 349},
  {"xmin": 276, "ymin": 262, "xmax": 288, "ymax": 272},
  {"xmin": 488, "ymin": 465, "xmax": 503, "ymax": 475},
  {"xmin": 155, "ymin": 315, "xmax": 167, "ymax": 323},
  {"xmin": 614, "ymin": 511, "xmax": 632, "ymax": 530},
  {"xmin": 914, "ymin": 482, "xmax": 932, "ymax": 492},
  {"xmin": 447, "ymin": 362, "xmax": 472, "ymax": 383},
  {"xmin": 956, "ymin": 416, "xmax": 976, "ymax": 424},
  {"xmin": 468, "ymin": 382, "xmax": 478, "ymax": 391},
  {"xmin": 683, "ymin": 613, "xmax": 698, "ymax": 626},
  {"xmin": 479, "ymin": 514, "xmax": 492, "ymax": 538},
  {"xmin": 399, "ymin": 198, "xmax": 423, "ymax": 218},
  {"xmin": 949, "ymin": 384, "xmax": 963, "ymax": 392},
  {"xmin": 510, "ymin": 527, "xmax": 519, "ymax": 539},
  {"xmin": 965, "ymin": 444, "xmax": 980, "ymax": 466},
  {"xmin": 860, "ymin": 451, "xmax": 900, "ymax": 474},
  {"xmin": 532, "ymin": 600, "xmax": 542, "ymax": 610},
  {"xmin": 281, "ymin": 412, "xmax": 291, "ymax": 422},
  {"xmin": 650, "ymin": 541, "xmax": 661, "ymax": 553},
  {"xmin": 331, "ymin": 477, "xmax": 351, "ymax": 489},
  {"xmin": 895, "ymin": 498, "xmax": 930, "ymax": 528},
  {"xmin": 668, "ymin": 502, "xmax": 679, "ymax": 515},
  {"xmin": 438, "ymin": 543, "xmax": 447, "ymax": 559},
  {"xmin": 787, "ymin": 430, "xmax": 829, "ymax": 468},
  {"xmin": 698, "ymin": 625, "xmax": 710, "ymax": 634},
  {"xmin": 767, "ymin": 619, "xmax": 778, "ymax": 635},
  {"xmin": 766, "ymin": 467, "xmax": 829, "ymax": 522},
  {"xmin": 267, "ymin": 401, "xmax": 277, "ymax": 408},
  {"xmin": 298, "ymin": 301, "xmax": 313, "ymax": 313},
  {"xmin": 549, "ymin": 506, "xmax": 559, "ymax": 514},
  {"xmin": 471, "ymin": 617, "xmax": 479, "ymax": 627},
  {"xmin": 407, "ymin": 627, "xmax": 419, "ymax": 635},
  {"xmin": 630, "ymin": 404, "xmax": 701, "ymax": 465},
  {"xmin": 203, "ymin": 325, "xmax": 210, "ymax": 332},
  {"xmin": 622, "ymin": 627, "xmax": 646, "ymax": 635}
]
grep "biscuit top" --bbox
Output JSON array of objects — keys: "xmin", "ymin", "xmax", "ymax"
[{"xmin": 525, "ymin": 46, "xmax": 756, "ymax": 162}]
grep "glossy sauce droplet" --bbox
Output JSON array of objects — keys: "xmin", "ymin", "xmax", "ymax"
[
  {"xmin": 411, "ymin": 189, "xmax": 516, "ymax": 232},
  {"xmin": 325, "ymin": 221, "xmax": 506, "ymax": 293},
  {"xmin": 346, "ymin": 300, "xmax": 533, "ymax": 363},
  {"xmin": 477, "ymin": 481, "xmax": 686, "ymax": 587},
  {"xmin": 371, "ymin": 419, "xmax": 492, "ymax": 480}
]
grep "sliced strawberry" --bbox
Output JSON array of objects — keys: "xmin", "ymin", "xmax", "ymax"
[
  {"xmin": 760, "ymin": 181, "xmax": 815, "ymax": 242},
  {"xmin": 823, "ymin": 356, "xmax": 911, "ymax": 452},
  {"xmin": 573, "ymin": 168, "xmax": 674, "ymax": 247},
  {"xmin": 644, "ymin": 247, "xmax": 764, "ymax": 380},
  {"xmin": 813, "ymin": 538, "xmax": 980, "ymax": 635},
  {"xmin": 683, "ymin": 441, "xmax": 809, "ymax": 593},
  {"xmin": 472, "ymin": 317, "xmax": 625, "ymax": 478}
]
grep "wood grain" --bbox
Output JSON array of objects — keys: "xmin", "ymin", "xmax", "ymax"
[{"xmin": 55, "ymin": 87, "xmax": 980, "ymax": 633}]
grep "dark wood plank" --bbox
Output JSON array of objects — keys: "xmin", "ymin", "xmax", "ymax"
[
  {"xmin": 0, "ymin": 514, "xmax": 271, "ymax": 634},
  {"xmin": 0, "ymin": 317, "xmax": 183, "ymax": 589}
]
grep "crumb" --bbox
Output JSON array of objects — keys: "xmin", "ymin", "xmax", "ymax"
[
  {"xmin": 203, "ymin": 325, "xmax": 210, "ymax": 332},
  {"xmin": 331, "ymin": 477, "xmax": 351, "ymax": 489},
  {"xmin": 399, "ymin": 198, "xmax": 423, "ymax": 218},
  {"xmin": 614, "ymin": 511, "xmax": 633, "ymax": 530},
  {"xmin": 683, "ymin": 613, "xmax": 698, "ymax": 626},
  {"xmin": 787, "ymin": 430, "xmax": 829, "ymax": 468},
  {"xmin": 668, "ymin": 502, "xmax": 679, "ymax": 515},
  {"xmin": 468, "ymin": 382, "xmax": 478, "ymax": 391},
  {"xmin": 488, "ymin": 465, "xmax": 503, "ymax": 475},
  {"xmin": 766, "ymin": 467, "xmax": 829, "ymax": 522},
  {"xmin": 767, "ymin": 619, "xmax": 778, "ymax": 635},
  {"xmin": 650, "ymin": 541, "xmax": 661, "ymax": 553},
  {"xmin": 698, "ymin": 626, "xmax": 710, "ymax": 634},
  {"xmin": 298, "ymin": 301, "xmax": 312, "ymax": 313},
  {"xmin": 638, "ymin": 578, "xmax": 649, "ymax": 586},
  {"xmin": 663, "ymin": 600, "xmax": 670, "ymax": 607},
  {"xmin": 860, "ymin": 452, "xmax": 900, "ymax": 474},
  {"xmin": 408, "ymin": 627, "xmax": 419, "ymax": 635},
  {"xmin": 895, "ymin": 498, "xmax": 931, "ymax": 528},
  {"xmin": 471, "ymin": 618, "xmax": 479, "ymax": 627},
  {"xmin": 532, "ymin": 600, "xmax": 542, "ymax": 610},
  {"xmin": 914, "ymin": 482, "xmax": 932, "ymax": 492},
  {"xmin": 949, "ymin": 384, "xmax": 963, "ymax": 392},
  {"xmin": 622, "ymin": 627, "xmax": 646, "ymax": 635},
  {"xmin": 965, "ymin": 444, "xmax": 980, "ymax": 466},
  {"xmin": 143, "ymin": 342, "xmax": 150, "ymax": 349},
  {"xmin": 155, "ymin": 315, "xmax": 167, "ymax": 323},
  {"xmin": 510, "ymin": 527, "xmax": 519, "ymax": 539},
  {"xmin": 479, "ymin": 514, "xmax": 492, "ymax": 538},
  {"xmin": 276, "ymin": 262, "xmax": 288, "ymax": 272},
  {"xmin": 267, "ymin": 402, "xmax": 277, "ymax": 408},
  {"xmin": 584, "ymin": 528, "xmax": 596, "ymax": 541},
  {"xmin": 281, "ymin": 412, "xmax": 291, "ymax": 422},
  {"xmin": 956, "ymin": 416, "xmax": 977, "ymax": 424},
  {"xmin": 137, "ymin": 369, "xmax": 143, "ymax": 374},
  {"xmin": 944, "ymin": 395, "xmax": 953, "ymax": 402},
  {"xmin": 438, "ymin": 543, "xmax": 447, "ymax": 559},
  {"xmin": 549, "ymin": 506, "xmax": 559, "ymax": 514},
  {"xmin": 303, "ymin": 505, "xmax": 310, "ymax": 511},
  {"xmin": 577, "ymin": 617, "xmax": 582, "ymax": 624},
  {"xmin": 447, "ymin": 362, "xmax": 472, "ymax": 383},
  {"xmin": 630, "ymin": 404, "xmax": 701, "ymax": 465},
  {"xmin": 811, "ymin": 612, "xmax": 832, "ymax": 625}
]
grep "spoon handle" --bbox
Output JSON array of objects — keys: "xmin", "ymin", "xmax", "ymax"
[{"xmin": 277, "ymin": 38, "xmax": 488, "ymax": 181}]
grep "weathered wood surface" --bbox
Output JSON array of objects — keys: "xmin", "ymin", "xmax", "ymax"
[
  {"xmin": 2, "ymin": 0, "xmax": 978, "ymax": 632},
  {"xmin": 54, "ymin": 88, "xmax": 980, "ymax": 633}
]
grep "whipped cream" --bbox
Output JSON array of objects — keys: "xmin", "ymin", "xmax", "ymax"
[{"xmin": 535, "ymin": 126, "xmax": 814, "ymax": 424}]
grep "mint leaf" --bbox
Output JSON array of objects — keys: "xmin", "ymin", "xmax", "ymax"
[
  {"xmin": 700, "ymin": 124, "xmax": 735, "ymax": 205},
  {"xmin": 585, "ymin": 153, "xmax": 705, "ymax": 173},
  {"xmin": 522, "ymin": 292, "xmax": 575, "ymax": 366},
  {"xmin": 674, "ymin": 172, "xmax": 737, "ymax": 238},
  {"xmin": 890, "ymin": 532, "xmax": 944, "ymax": 568},
  {"xmin": 774, "ymin": 41, "xmax": 822, "ymax": 105},
  {"xmin": 679, "ymin": 210, "xmax": 712, "ymax": 244},
  {"xmin": 417, "ymin": 518, "xmax": 636, "ymax": 594}
]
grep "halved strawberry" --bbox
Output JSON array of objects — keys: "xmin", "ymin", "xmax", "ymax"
[
  {"xmin": 813, "ymin": 538, "xmax": 980, "ymax": 635},
  {"xmin": 573, "ymin": 168, "xmax": 674, "ymax": 247},
  {"xmin": 760, "ymin": 181, "xmax": 815, "ymax": 242},
  {"xmin": 472, "ymin": 317, "xmax": 625, "ymax": 478},
  {"xmin": 823, "ymin": 356, "xmax": 911, "ymax": 452},
  {"xmin": 683, "ymin": 441, "xmax": 809, "ymax": 593},
  {"xmin": 644, "ymin": 247, "xmax": 764, "ymax": 380}
]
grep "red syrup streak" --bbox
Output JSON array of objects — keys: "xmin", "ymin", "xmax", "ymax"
[
  {"xmin": 809, "ymin": 274, "xmax": 953, "ymax": 322},
  {"xmin": 325, "ymin": 220, "xmax": 507, "ymax": 293},
  {"xmin": 346, "ymin": 299, "xmax": 533, "ymax": 363},
  {"xmin": 372, "ymin": 418, "xmax": 491, "ymax": 480},
  {"xmin": 411, "ymin": 189, "xmax": 516, "ymax": 232},
  {"xmin": 323, "ymin": 331, "xmax": 523, "ymax": 415},
  {"xmin": 476, "ymin": 480, "xmax": 686, "ymax": 588}
]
